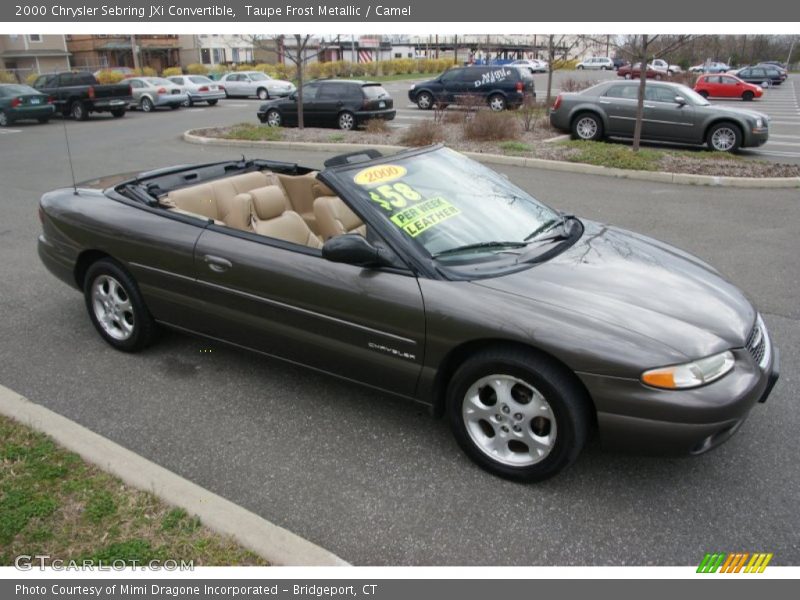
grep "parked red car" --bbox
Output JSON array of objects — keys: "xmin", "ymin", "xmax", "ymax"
[
  {"xmin": 694, "ymin": 74, "xmax": 763, "ymax": 101},
  {"xmin": 616, "ymin": 63, "xmax": 664, "ymax": 80}
]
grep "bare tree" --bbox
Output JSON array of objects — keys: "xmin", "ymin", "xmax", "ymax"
[{"xmin": 544, "ymin": 35, "xmax": 586, "ymax": 112}]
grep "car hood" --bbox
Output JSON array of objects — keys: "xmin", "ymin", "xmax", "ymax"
[{"xmin": 473, "ymin": 220, "xmax": 755, "ymax": 360}]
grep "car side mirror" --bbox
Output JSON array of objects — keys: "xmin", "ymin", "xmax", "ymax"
[
  {"xmin": 322, "ymin": 234, "xmax": 387, "ymax": 267},
  {"xmin": 674, "ymin": 95, "xmax": 687, "ymax": 106},
  {"xmin": 289, "ymin": 92, "xmax": 297, "ymax": 100}
]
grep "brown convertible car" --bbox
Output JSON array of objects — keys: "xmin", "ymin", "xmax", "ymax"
[{"xmin": 37, "ymin": 145, "xmax": 779, "ymax": 481}]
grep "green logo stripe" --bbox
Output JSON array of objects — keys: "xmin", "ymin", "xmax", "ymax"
[{"xmin": 698, "ymin": 553, "xmax": 728, "ymax": 573}]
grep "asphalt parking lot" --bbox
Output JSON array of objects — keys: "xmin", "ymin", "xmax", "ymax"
[{"xmin": 0, "ymin": 81, "xmax": 798, "ymax": 565}]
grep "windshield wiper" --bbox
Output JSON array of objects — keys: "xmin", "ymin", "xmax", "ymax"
[
  {"xmin": 524, "ymin": 214, "xmax": 575, "ymax": 242},
  {"xmin": 432, "ymin": 241, "xmax": 527, "ymax": 259}
]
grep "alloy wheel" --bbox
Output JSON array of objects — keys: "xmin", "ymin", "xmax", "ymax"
[
  {"xmin": 266, "ymin": 109, "xmax": 281, "ymax": 127},
  {"xmin": 711, "ymin": 127, "xmax": 737, "ymax": 151},
  {"xmin": 91, "ymin": 275, "xmax": 135, "ymax": 341},
  {"xmin": 338, "ymin": 112, "xmax": 355, "ymax": 130},
  {"xmin": 575, "ymin": 116, "xmax": 598, "ymax": 139},
  {"xmin": 462, "ymin": 374, "xmax": 557, "ymax": 467}
]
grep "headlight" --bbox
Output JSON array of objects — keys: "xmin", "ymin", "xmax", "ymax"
[
  {"xmin": 410, "ymin": 84, "xmax": 416, "ymax": 90},
  {"xmin": 641, "ymin": 351, "xmax": 735, "ymax": 390},
  {"xmin": 755, "ymin": 118, "xmax": 764, "ymax": 128}
]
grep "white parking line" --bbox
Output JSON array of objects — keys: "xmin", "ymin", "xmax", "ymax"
[{"xmin": 0, "ymin": 128, "xmax": 23, "ymax": 134}]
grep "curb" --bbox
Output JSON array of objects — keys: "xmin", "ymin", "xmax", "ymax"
[
  {"xmin": 0, "ymin": 384, "xmax": 349, "ymax": 567},
  {"xmin": 183, "ymin": 130, "xmax": 800, "ymax": 189}
]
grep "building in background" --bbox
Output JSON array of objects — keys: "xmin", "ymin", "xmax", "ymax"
[
  {"xmin": 0, "ymin": 34, "xmax": 71, "ymax": 81},
  {"xmin": 66, "ymin": 35, "xmax": 180, "ymax": 72},
  {"xmin": 179, "ymin": 35, "xmax": 255, "ymax": 67}
]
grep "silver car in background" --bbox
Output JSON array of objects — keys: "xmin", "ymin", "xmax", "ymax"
[
  {"xmin": 219, "ymin": 71, "xmax": 295, "ymax": 100},
  {"xmin": 126, "ymin": 77, "xmax": 187, "ymax": 112},
  {"xmin": 167, "ymin": 75, "xmax": 225, "ymax": 106},
  {"xmin": 549, "ymin": 80, "xmax": 769, "ymax": 152}
]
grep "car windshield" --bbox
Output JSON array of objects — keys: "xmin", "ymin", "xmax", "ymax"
[
  {"xmin": 146, "ymin": 78, "xmax": 174, "ymax": 86},
  {"xmin": 189, "ymin": 76, "xmax": 212, "ymax": 84},
  {"xmin": 248, "ymin": 73, "xmax": 270, "ymax": 81},
  {"xmin": 336, "ymin": 147, "xmax": 561, "ymax": 260},
  {"xmin": 1, "ymin": 84, "xmax": 38, "ymax": 95},
  {"xmin": 677, "ymin": 85, "xmax": 711, "ymax": 106}
]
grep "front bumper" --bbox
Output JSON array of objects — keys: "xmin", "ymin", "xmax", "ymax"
[
  {"xmin": 745, "ymin": 128, "xmax": 769, "ymax": 147},
  {"xmin": 580, "ymin": 344, "xmax": 780, "ymax": 455}
]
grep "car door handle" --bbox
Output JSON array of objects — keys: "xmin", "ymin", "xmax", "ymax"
[
  {"xmin": 204, "ymin": 255, "xmax": 232, "ymax": 273},
  {"xmin": 598, "ymin": 100, "xmax": 611, "ymax": 104}
]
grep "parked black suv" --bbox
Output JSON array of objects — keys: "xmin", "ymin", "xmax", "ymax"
[
  {"xmin": 257, "ymin": 79, "xmax": 395, "ymax": 130},
  {"xmin": 408, "ymin": 65, "xmax": 535, "ymax": 111},
  {"xmin": 734, "ymin": 66, "xmax": 786, "ymax": 86}
]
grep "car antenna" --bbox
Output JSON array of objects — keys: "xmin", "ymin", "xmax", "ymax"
[{"xmin": 61, "ymin": 116, "xmax": 78, "ymax": 195}]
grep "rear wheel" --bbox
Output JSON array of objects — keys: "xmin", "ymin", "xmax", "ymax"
[
  {"xmin": 83, "ymin": 259, "xmax": 158, "ymax": 352},
  {"xmin": 71, "ymin": 101, "xmax": 88, "ymax": 121},
  {"xmin": 170, "ymin": 104, "xmax": 181, "ymax": 110},
  {"xmin": 0, "ymin": 110, "xmax": 10, "ymax": 127},
  {"xmin": 416, "ymin": 91, "xmax": 433, "ymax": 110},
  {"xmin": 257, "ymin": 88, "xmax": 269, "ymax": 100},
  {"xmin": 624, "ymin": 73, "xmax": 632, "ymax": 80},
  {"xmin": 110, "ymin": 108, "xmax": 126, "ymax": 118},
  {"xmin": 577, "ymin": 65, "xmax": 584, "ymax": 70},
  {"xmin": 571, "ymin": 112, "xmax": 604, "ymax": 141},
  {"xmin": 338, "ymin": 111, "xmax": 355, "ymax": 130},
  {"xmin": 183, "ymin": 96, "xmax": 193, "ymax": 107},
  {"xmin": 707, "ymin": 122, "xmax": 742, "ymax": 152},
  {"xmin": 37, "ymin": 116, "xmax": 50, "ymax": 124},
  {"xmin": 207, "ymin": 99, "xmax": 218, "ymax": 106},
  {"xmin": 446, "ymin": 347, "xmax": 590, "ymax": 482},
  {"xmin": 488, "ymin": 94, "xmax": 507, "ymax": 112},
  {"xmin": 742, "ymin": 90, "xmax": 754, "ymax": 101},
  {"xmin": 140, "ymin": 97, "xmax": 154, "ymax": 113}
]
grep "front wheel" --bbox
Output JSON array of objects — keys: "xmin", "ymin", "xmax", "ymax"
[
  {"xmin": 37, "ymin": 117, "xmax": 50, "ymax": 124},
  {"xmin": 338, "ymin": 111, "xmax": 355, "ymax": 130},
  {"xmin": 742, "ymin": 91, "xmax": 754, "ymax": 101},
  {"xmin": 698, "ymin": 90, "xmax": 709, "ymax": 99},
  {"xmin": 624, "ymin": 73, "xmax": 632, "ymax": 80},
  {"xmin": 577, "ymin": 65, "xmax": 584, "ymax": 70},
  {"xmin": 183, "ymin": 96, "xmax": 193, "ymax": 107},
  {"xmin": 140, "ymin": 97, "xmax": 154, "ymax": 113},
  {"xmin": 110, "ymin": 108, "xmax": 126, "ymax": 118},
  {"xmin": 446, "ymin": 347, "xmax": 590, "ymax": 482},
  {"xmin": 571, "ymin": 112, "xmax": 604, "ymax": 141},
  {"xmin": 488, "ymin": 94, "xmax": 507, "ymax": 112},
  {"xmin": 416, "ymin": 91, "xmax": 433, "ymax": 110},
  {"xmin": 707, "ymin": 122, "xmax": 742, "ymax": 152},
  {"xmin": 83, "ymin": 259, "xmax": 158, "ymax": 352},
  {"xmin": 257, "ymin": 88, "xmax": 269, "ymax": 100},
  {"xmin": 265, "ymin": 109, "xmax": 282, "ymax": 127},
  {"xmin": 207, "ymin": 99, "xmax": 218, "ymax": 106}
]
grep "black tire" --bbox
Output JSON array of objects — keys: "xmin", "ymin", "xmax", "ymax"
[
  {"xmin": 140, "ymin": 97, "xmax": 154, "ymax": 113},
  {"xmin": 183, "ymin": 96, "xmax": 193, "ymax": 107},
  {"xmin": 706, "ymin": 121, "xmax": 742, "ymax": 152},
  {"xmin": 446, "ymin": 347, "xmax": 590, "ymax": 482},
  {"xmin": 37, "ymin": 117, "xmax": 50, "ymax": 124},
  {"xmin": 571, "ymin": 112, "xmax": 604, "ymax": 141},
  {"xmin": 577, "ymin": 65, "xmax": 584, "ymax": 70},
  {"xmin": 488, "ymin": 93, "xmax": 507, "ymax": 112},
  {"xmin": 71, "ymin": 101, "xmax": 88, "ymax": 121},
  {"xmin": 257, "ymin": 87, "xmax": 269, "ymax": 100},
  {"xmin": 207, "ymin": 99, "xmax": 218, "ymax": 106},
  {"xmin": 698, "ymin": 90, "xmax": 709, "ymax": 99},
  {"xmin": 416, "ymin": 91, "xmax": 433, "ymax": 110},
  {"xmin": 338, "ymin": 111, "xmax": 356, "ymax": 130},
  {"xmin": 83, "ymin": 259, "xmax": 158, "ymax": 353},
  {"xmin": 600, "ymin": 66, "xmax": 608, "ymax": 70},
  {"xmin": 110, "ymin": 108, "xmax": 126, "ymax": 118},
  {"xmin": 170, "ymin": 104, "xmax": 181, "ymax": 110},
  {"xmin": 0, "ymin": 110, "xmax": 11, "ymax": 127},
  {"xmin": 742, "ymin": 91, "xmax": 754, "ymax": 101},
  {"xmin": 264, "ymin": 108, "xmax": 282, "ymax": 127}
]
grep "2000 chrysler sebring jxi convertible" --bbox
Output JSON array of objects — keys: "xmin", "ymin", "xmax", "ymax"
[{"xmin": 37, "ymin": 145, "xmax": 780, "ymax": 481}]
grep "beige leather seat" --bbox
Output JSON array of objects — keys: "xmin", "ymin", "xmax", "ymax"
[
  {"xmin": 250, "ymin": 184, "xmax": 322, "ymax": 249},
  {"xmin": 313, "ymin": 196, "xmax": 367, "ymax": 241},
  {"xmin": 162, "ymin": 171, "xmax": 279, "ymax": 230}
]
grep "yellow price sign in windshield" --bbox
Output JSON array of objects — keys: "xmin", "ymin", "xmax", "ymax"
[{"xmin": 354, "ymin": 164, "xmax": 408, "ymax": 186}]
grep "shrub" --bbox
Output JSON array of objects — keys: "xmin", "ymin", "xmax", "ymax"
[
  {"xmin": 0, "ymin": 71, "xmax": 16, "ymax": 83},
  {"xmin": 134, "ymin": 66, "xmax": 157, "ymax": 77},
  {"xmin": 235, "ymin": 63, "xmax": 255, "ymax": 71},
  {"xmin": 400, "ymin": 122, "xmax": 445, "ymax": 146},
  {"xmin": 25, "ymin": 72, "xmax": 39, "ymax": 85},
  {"xmin": 207, "ymin": 65, "xmax": 227, "ymax": 79},
  {"xmin": 552, "ymin": 58, "xmax": 579, "ymax": 70},
  {"xmin": 463, "ymin": 110, "xmax": 521, "ymax": 142},
  {"xmin": 95, "ymin": 70, "xmax": 125, "ymax": 84},
  {"xmin": 161, "ymin": 66, "xmax": 183, "ymax": 77},
  {"xmin": 517, "ymin": 97, "xmax": 546, "ymax": 132},
  {"xmin": 364, "ymin": 119, "xmax": 390, "ymax": 134},
  {"xmin": 186, "ymin": 63, "xmax": 208, "ymax": 75},
  {"xmin": 254, "ymin": 63, "xmax": 277, "ymax": 76},
  {"xmin": 560, "ymin": 77, "xmax": 597, "ymax": 92}
]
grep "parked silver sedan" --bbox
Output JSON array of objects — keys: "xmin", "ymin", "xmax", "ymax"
[
  {"xmin": 126, "ymin": 77, "xmax": 188, "ymax": 112},
  {"xmin": 166, "ymin": 75, "xmax": 225, "ymax": 106},
  {"xmin": 219, "ymin": 71, "xmax": 295, "ymax": 100}
]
